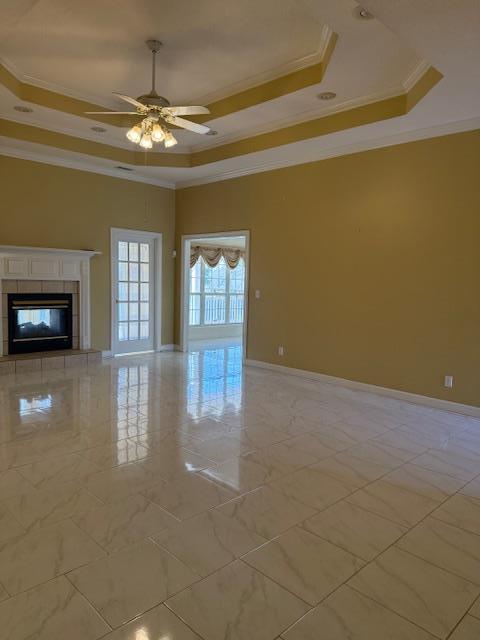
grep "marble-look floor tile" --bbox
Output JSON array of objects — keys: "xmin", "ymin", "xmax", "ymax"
[
  {"xmin": 0, "ymin": 575, "xmax": 109, "ymax": 640},
  {"xmin": 138, "ymin": 448, "xmax": 212, "ymax": 481},
  {"xmin": 397, "ymin": 517, "xmax": 480, "ymax": 585},
  {"xmin": 303, "ymin": 500, "xmax": 407, "ymax": 561},
  {"xmin": 282, "ymin": 585, "xmax": 437, "ymax": 640},
  {"xmin": 313, "ymin": 451, "xmax": 390, "ymax": 489},
  {"xmin": 448, "ymin": 616, "xmax": 480, "ymax": 640},
  {"xmin": 244, "ymin": 526, "xmax": 363, "ymax": 605},
  {"xmin": 412, "ymin": 450, "xmax": 479, "ymax": 481},
  {"xmin": 0, "ymin": 470, "xmax": 34, "ymax": 500},
  {"xmin": 154, "ymin": 510, "xmax": 266, "ymax": 577},
  {"xmin": 242, "ymin": 443, "xmax": 318, "ymax": 479},
  {"xmin": 199, "ymin": 456, "xmax": 279, "ymax": 493},
  {"xmin": 0, "ymin": 519, "xmax": 104, "ymax": 594},
  {"xmin": 16, "ymin": 453, "xmax": 101, "ymax": 490},
  {"xmin": 0, "ymin": 584, "xmax": 8, "ymax": 602},
  {"xmin": 346, "ymin": 442, "xmax": 410, "ymax": 469},
  {"xmin": 267, "ymin": 433, "xmax": 337, "ymax": 461},
  {"xmin": 100, "ymin": 603, "xmax": 201, "ymax": 639},
  {"xmin": 346, "ymin": 479, "xmax": 439, "ymax": 528},
  {"xmin": 143, "ymin": 473, "xmax": 236, "ymax": 520},
  {"xmin": 80, "ymin": 439, "xmax": 151, "ymax": 469},
  {"xmin": 431, "ymin": 494, "xmax": 480, "ymax": 536},
  {"xmin": 68, "ymin": 539, "xmax": 199, "ymax": 628},
  {"xmin": 73, "ymin": 493, "xmax": 177, "ymax": 552},
  {"xmin": 348, "ymin": 546, "xmax": 479, "ymax": 639},
  {"xmin": 460, "ymin": 476, "xmax": 480, "ymax": 500},
  {"xmin": 270, "ymin": 466, "xmax": 353, "ymax": 510},
  {"xmin": 383, "ymin": 463, "xmax": 466, "ymax": 501},
  {"xmin": 232, "ymin": 423, "xmax": 293, "ymax": 448},
  {"xmin": 185, "ymin": 434, "xmax": 254, "ymax": 463},
  {"xmin": 217, "ymin": 485, "xmax": 316, "ymax": 539},
  {"xmin": 80, "ymin": 462, "xmax": 156, "ymax": 502},
  {"xmin": 0, "ymin": 503, "xmax": 25, "ymax": 543},
  {"xmin": 167, "ymin": 560, "xmax": 309, "ymax": 640},
  {"xmin": 4, "ymin": 481, "xmax": 103, "ymax": 529}
]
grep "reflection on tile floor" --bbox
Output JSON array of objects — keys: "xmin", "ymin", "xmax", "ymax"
[{"xmin": 0, "ymin": 344, "xmax": 479, "ymax": 639}]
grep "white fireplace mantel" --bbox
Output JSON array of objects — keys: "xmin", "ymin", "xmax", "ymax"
[{"xmin": 0, "ymin": 245, "xmax": 101, "ymax": 352}]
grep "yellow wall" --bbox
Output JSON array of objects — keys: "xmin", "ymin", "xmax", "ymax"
[
  {"xmin": 175, "ymin": 130, "xmax": 480, "ymax": 407},
  {"xmin": 0, "ymin": 157, "xmax": 175, "ymax": 350}
]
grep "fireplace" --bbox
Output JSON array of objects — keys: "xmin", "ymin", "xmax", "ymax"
[{"xmin": 7, "ymin": 293, "xmax": 73, "ymax": 354}]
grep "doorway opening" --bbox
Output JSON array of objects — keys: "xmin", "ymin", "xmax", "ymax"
[{"xmin": 180, "ymin": 231, "xmax": 249, "ymax": 358}]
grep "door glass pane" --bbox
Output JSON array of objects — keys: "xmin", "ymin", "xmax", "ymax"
[
  {"xmin": 118, "ymin": 241, "xmax": 128, "ymax": 261},
  {"xmin": 129, "ymin": 283, "xmax": 139, "ymax": 301},
  {"xmin": 140, "ymin": 263, "xmax": 149, "ymax": 282},
  {"xmin": 140, "ymin": 322, "xmax": 149, "ymax": 338},
  {"xmin": 129, "ymin": 242, "xmax": 138, "ymax": 261},
  {"xmin": 118, "ymin": 322, "xmax": 128, "ymax": 341},
  {"xmin": 129, "ymin": 263, "xmax": 139, "ymax": 282},
  {"xmin": 140, "ymin": 303, "xmax": 149, "ymax": 321},
  {"xmin": 118, "ymin": 262, "xmax": 128, "ymax": 281},
  {"xmin": 129, "ymin": 322, "xmax": 138, "ymax": 340},
  {"xmin": 129, "ymin": 303, "xmax": 139, "ymax": 321},
  {"xmin": 204, "ymin": 295, "xmax": 226, "ymax": 324},
  {"xmin": 118, "ymin": 303, "xmax": 128, "ymax": 322},
  {"xmin": 140, "ymin": 283, "xmax": 149, "ymax": 301},
  {"xmin": 140, "ymin": 243, "xmax": 149, "ymax": 262},
  {"xmin": 118, "ymin": 282, "xmax": 128, "ymax": 301}
]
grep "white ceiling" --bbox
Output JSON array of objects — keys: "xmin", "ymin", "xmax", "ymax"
[{"xmin": 0, "ymin": 0, "xmax": 478, "ymax": 187}]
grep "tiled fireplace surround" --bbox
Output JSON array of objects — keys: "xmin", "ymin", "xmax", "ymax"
[
  {"xmin": 1, "ymin": 279, "xmax": 80, "ymax": 354},
  {"xmin": 0, "ymin": 245, "xmax": 101, "ymax": 373}
]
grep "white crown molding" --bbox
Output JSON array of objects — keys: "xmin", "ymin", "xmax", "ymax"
[
  {"xmin": 403, "ymin": 58, "xmax": 431, "ymax": 91},
  {"xmin": 194, "ymin": 25, "xmax": 334, "ymax": 105},
  {"xmin": 245, "ymin": 359, "xmax": 480, "ymax": 418},
  {"xmin": 0, "ymin": 55, "xmax": 116, "ymax": 109},
  {"xmin": 0, "ymin": 142, "xmax": 175, "ymax": 189},
  {"xmin": 178, "ymin": 116, "xmax": 480, "ymax": 188},
  {"xmin": 190, "ymin": 85, "xmax": 405, "ymax": 153}
]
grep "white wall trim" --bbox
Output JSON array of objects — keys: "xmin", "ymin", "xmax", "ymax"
[
  {"xmin": 177, "ymin": 116, "xmax": 480, "ymax": 189},
  {"xmin": 158, "ymin": 344, "xmax": 175, "ymax": 351},
  {"xmin": 245, "ymin": 359, "xmax": 480, "ymax": 418},
  {"xmin": 180, "ymin": 230, "xmax": 250, "ymax": 361}
]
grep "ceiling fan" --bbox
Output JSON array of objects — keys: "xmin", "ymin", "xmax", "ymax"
[{"xmin": 85, "ymin": 40, "xmax": 211, "ymax": 149}]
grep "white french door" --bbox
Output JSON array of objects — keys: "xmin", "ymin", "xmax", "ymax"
[{"xmin": 112, "ymin": 230, "xmax": 157, "ymax": 354}]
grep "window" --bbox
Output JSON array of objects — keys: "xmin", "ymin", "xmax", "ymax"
[{"xmin": 189, "ymin": 256, "xmax": 245, "ymax": 326}]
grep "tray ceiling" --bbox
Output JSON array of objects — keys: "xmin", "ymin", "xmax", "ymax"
[{"xmin": 0, "ymin": 0, "xmax": 477, "ymax": 188}]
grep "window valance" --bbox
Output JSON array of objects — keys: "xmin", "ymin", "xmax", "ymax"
[{"xmin": 190, "ymin": 245, "xmax": 245, "ymax": 269}]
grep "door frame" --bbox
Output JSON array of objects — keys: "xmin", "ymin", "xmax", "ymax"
[
  {"xmin": 180, "ymin": 230, "xmax": 250, "ymax": 360},
  {"xmin": 110, "ymin": 227, "xmax": 163, "ymax": 355}
]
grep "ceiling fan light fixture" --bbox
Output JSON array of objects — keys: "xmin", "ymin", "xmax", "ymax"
[
  {"xmin": 139, "ymin": 133, "xmax": 153, "ymax": 149},
  {"xmin": 164, "ymin": 130, "xmax": 178, "ymax": 148},
  {"xmin": 151, "ymin": 123, "xmax": 165, "ymax": 142},
  {"xmin": 126, "ymin": 124, "xmax": 143, "ymax": 144}
]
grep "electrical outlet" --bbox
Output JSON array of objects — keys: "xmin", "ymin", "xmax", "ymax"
[
  {"xmin": 444, "ymin": 375, "xmax": 453, "ymax": 388},
  {"xmin": 278, "ymin": 345, "xmax": 284, "ymax": 356},
  {"xmin": 255, "ymin": 289, "xmax": 261, "ymax": 299}
]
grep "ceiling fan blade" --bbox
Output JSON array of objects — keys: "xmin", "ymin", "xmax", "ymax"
[
  {"xmin": 112, "ymin": 92, "xmax": 146, "ymax": 109},
  {"xmin": 85, "ymin": 111, "xmax": 139, "ymax": 115},
  {"xmin": 166, "ymin": 106, "xmax": 210, "ymax": 116},
  {"xmin": 168, "ymin": 116, "xmax": 211, "ymax": 134}
]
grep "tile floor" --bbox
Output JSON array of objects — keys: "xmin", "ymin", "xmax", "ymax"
[{"xmin": 0, "ymin": 344, "xmax": 479, "ymax": 639}]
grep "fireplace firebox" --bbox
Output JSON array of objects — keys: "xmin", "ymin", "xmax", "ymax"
[{"xmin": 7, "ymin": 293, "xmax": 73, "ymax": 354}]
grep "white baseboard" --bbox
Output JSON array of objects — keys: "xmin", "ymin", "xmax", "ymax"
[
  {"xmin": 244, "ymin": 359, "xmax": 480, "ymax": 419},
  {"xmin": 158, "ymin": 344, "xmax": 175, "ymax": 352}
]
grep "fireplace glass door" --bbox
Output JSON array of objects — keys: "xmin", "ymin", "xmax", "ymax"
[{"xmin": 8, "ymin": 294, "xmax": 73, "ymax": 354}]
